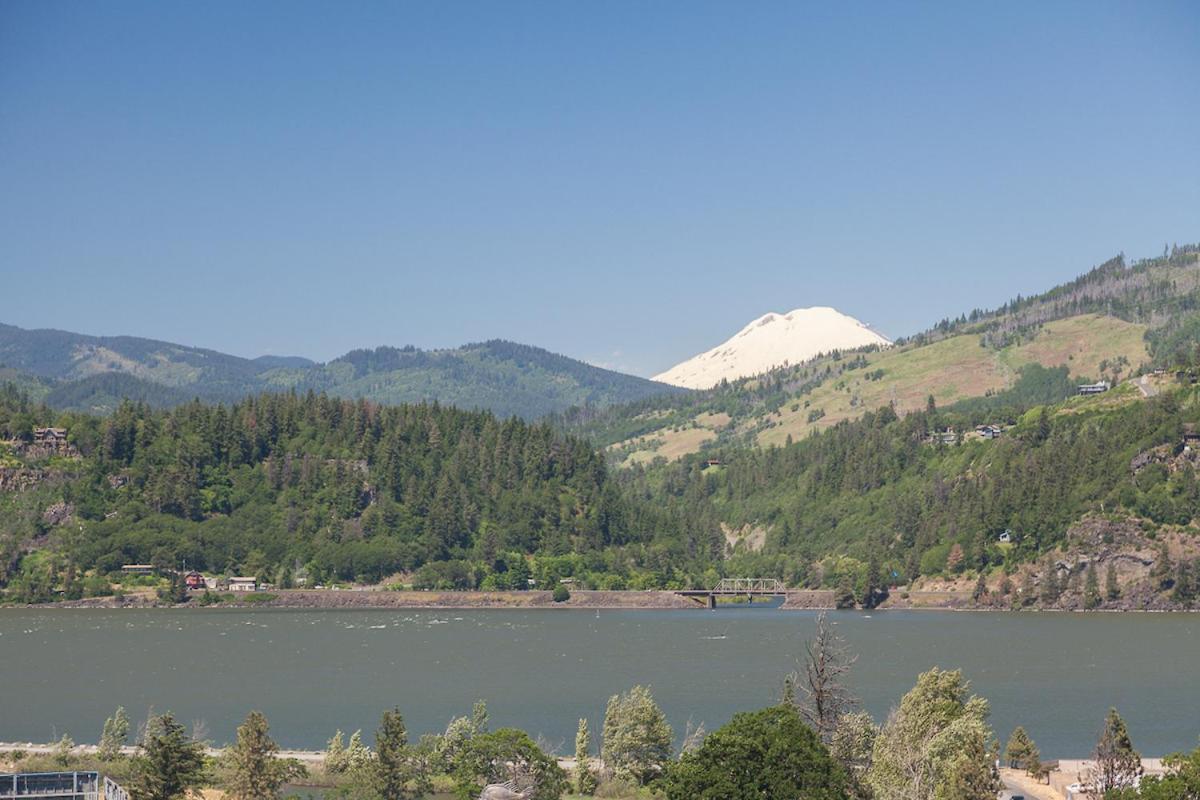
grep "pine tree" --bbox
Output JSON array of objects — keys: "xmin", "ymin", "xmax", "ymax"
[
  {"xmin": 371, "ymin": 709, "xmax": 429, "ymax": 800},
  {"xmin": 130, "ymin": 713, "xmax": 207, "ymax": 800},
  {"xmin": 1005, "ymin": 727, "xmax": 1040, "ymax": 771},
  {"xmin": 1105, "ymin": 562, "xmax": 1120, "ymax": 601},
  {"xmin": 98, "ymin": 707, "xmax": 130, "ymax": 761},
  {"xmin": 1040, "ymin": 558, "xmax": 1061, "ymax": 606},
  {"xmin": 1084, "ymin": 562, "xmax": 1100, "ymax": 609},
  {"xmin": 972, "ymin": 573, "xmax": 988, "ymax": 603},
  {"xmin": 574, "ymin": 718, "xmax": 596, "ymax": 795},
  {"xmin": 226, "ymin": 711, "xmax": 302, "ymax": 800},
  {"xmin": 1151, "ymin": 544, "xmax": 1174, "ymax": 591},
  {"xmin": 1089, "ymin": 708, "xmax": 1143, "ymax": 794},
  {"xmin": 943, "ymin": 733, "xmax": 1000, "ymax": 800}
]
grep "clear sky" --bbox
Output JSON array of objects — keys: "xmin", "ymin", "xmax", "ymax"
[{"xmin": 2, "ymin": 2, "xmax": 1198, "ymax": 376}]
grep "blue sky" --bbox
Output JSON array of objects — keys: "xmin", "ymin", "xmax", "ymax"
[{"xmin": 2, "ymin": 2, "xmax": 1197, "ymax": 376}]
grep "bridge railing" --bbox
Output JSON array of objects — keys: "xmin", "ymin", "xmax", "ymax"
[{"xmin": 711, "ymin": 578, "xmax": 787, "ymax": 594}]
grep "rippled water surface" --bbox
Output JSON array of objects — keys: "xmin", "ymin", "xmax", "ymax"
[{"xmin": 1, "ymin": 607, "xmax": 1197, "ymax": 757}]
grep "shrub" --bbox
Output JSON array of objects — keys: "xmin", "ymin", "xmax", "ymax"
[{"xmin": 552, "ymin": 584, "xmax": 571, "ymax": 603}]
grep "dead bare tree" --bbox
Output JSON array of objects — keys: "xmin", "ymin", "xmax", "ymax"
[{"xmin": 789, "ymin": 611, "xmax": 859, "ymax": 742}]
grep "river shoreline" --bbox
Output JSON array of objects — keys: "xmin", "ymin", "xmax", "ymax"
[{"xmin": 11, "ymin": 584, "xmax": 1197, "ymax": 612}]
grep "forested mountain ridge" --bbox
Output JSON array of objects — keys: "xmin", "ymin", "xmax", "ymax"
[
  {"xmin": 565, "ymin": 245, "xmax": 1199, "ymax": 462},
  {"xmin": 0, "ymin": 388, "xmax": 720, "ymax": 602},
  {"xmin": 0, "ymin": 324, "xmax": 681, "ymax": 418}
]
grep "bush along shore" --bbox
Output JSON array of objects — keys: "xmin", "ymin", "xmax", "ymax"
[{"xmin": 3, "ymin": 614, "xmax": 1198, "ymax": 800}]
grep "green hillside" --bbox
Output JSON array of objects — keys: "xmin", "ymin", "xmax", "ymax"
[
  {"xmin": 0, "ymin": 324, "xmax": 681, "ymax": 418},
  {"xmin": 0, "ymin": 389, "xmax": 714, "ymax": 602},
  {"xmin": 571, "ymin": 246, "xmax": 1199, "ymax": 464}
]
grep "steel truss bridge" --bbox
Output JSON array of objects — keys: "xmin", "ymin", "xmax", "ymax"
[{"xmin": 677, "ymin": 578, "xmax": 789, "ymax": 609}]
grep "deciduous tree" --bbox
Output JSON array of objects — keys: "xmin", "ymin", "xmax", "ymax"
[
  {"xmin": 601, "ymin": 686, "xmax": 672, "ymax": 785},
  {"xmin": 664, "ymin": 705, "xmax": 847, "ymax": 800},
  {"xmin": 866, "ymin": 668, "xmax": 998, "ymax": 800},
  {"xmin": 99, "ymin": 707, "xmax": 131, "ymax": 761}
]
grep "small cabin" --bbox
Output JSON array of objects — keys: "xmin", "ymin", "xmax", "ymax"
[
  {"xmin": 121, "ymin": 564, "xmax": 155, "ymax": 575},
  {"xmin": 184, "ymin": 571, "xmax": 205, "ymax": 590},
  {"xmin": 975, "ymin": 424, "xmax": 1003, "ymax": 439},
  {"xmin": 1077, "ymin": 381, "xmax": 1111, "ymax": 396},
  {"xmin": 998, "ymin": 530, "xmax": 1012, "ymax": 543},
  {"xmin": 228, "ymin": 577, "xmax": 258, "ymax": 592},
  {"xmin": 704, "ymin": 458, "xmax": 723, "ymax": 467}
]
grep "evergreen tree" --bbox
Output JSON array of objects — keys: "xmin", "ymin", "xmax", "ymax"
[
  {"xmin": 98, "ymin": 707, "xmax": 130, "ymax": 761},
  {"xmin": 1088, "ymin": 708, "xmax": 1143, "ymax": 794},
  {"xmin": 130, "ymin": 713, "xmax": 207, "ymax": 800},
  {"xmin": 371, "ymin": 708, "xmax": 429, "ymax": 800},
  {"xmin": 574, "ymin": 718, "xmax": 596, "ymax": 795},
  {"xmin": 1105, "ymin": 562, "xmax": 1121, "ymax": 601},
  {"xmin": 1173, "ymin": 559, "xmax": 1194, "ymax": 605},
  {"xmin": 1005, "ymin": 726, "xmax": 1040, "ymax": 771},
  {"xmin": 862, "ymin": 553, "xmax": 882, "ymax": 609},
  {"xmin": 1084, "ymin": 562, "xmax": 1101, "ymax": 609},
  {"xmin": 226, "ymin": 711, "xmax": 304, "ymax": 800},
  {"xmin": 1040, "ymin": 558, "xmax": 1061, "ymax": 606}
]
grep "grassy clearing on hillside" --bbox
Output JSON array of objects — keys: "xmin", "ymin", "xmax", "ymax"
[
  {"xmin": 617, "ymin": 410, "xmax": 732, "ymax": 465},
  {"xmin": 1003, "ymin": 314, "xmax": 1149, "ymax": 378},
  {"xmin": 611, "ymin": 313, "xmax": 1153, "ymax": 456}
]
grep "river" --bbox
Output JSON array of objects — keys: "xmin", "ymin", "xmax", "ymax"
[{"xmin": 1, "ymin": 607, "xmax": 1196, "ymax": 758}]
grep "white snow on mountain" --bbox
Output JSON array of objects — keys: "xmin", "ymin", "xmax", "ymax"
[{"xmin": 653, "ymin": 307, "xmax": 891, "ymax": 390}]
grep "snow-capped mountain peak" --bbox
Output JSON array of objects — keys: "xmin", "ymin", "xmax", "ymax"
[{"xmin": 653, "ymin": 307, "xmax": 891, "ymax": 389}]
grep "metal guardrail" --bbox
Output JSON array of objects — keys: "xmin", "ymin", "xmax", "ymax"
[
  {"xmin": 102, "ymin": 778, "xmax": 126, "ymax": 800},
  {"xmin": 0, "ymin": 773, "xmax": 100, "ymax": 800}
]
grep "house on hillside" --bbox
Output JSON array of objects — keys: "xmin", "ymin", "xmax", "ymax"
[
  {"xmin": 33, "ymin": 428, "xmax": 68, "ymax": 445},
  {"xmin": 975, "ymin": 424, "xmax": 1003, "ymax": 439},
  {"xmin": 121, "ymin": 564, "xmax": 155, "ymax": 575},
  {"xmin": 184, "ymin": 571, "xmax": 205, "ymax": 590},
  {"xmin": 998, "ymin": 530, "xmax": 1012, "ymax": 543},
  {"xmin": 1183, "ymin": 424, "xmax": 1200, "ymax": 450},
  {"xmin": 924, "ymin": 429, "xmax": 958, "ymax": 445},
  {"xmin": 1077, "ymin": 381, "xmax": 1111, "ymax": 396},
  {"xmin": 228, "ymin": 577, "xmax": 257, "ymax": 592}
]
